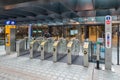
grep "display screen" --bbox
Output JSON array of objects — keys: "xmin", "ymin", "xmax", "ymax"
[
  {"xmin": 33, "ymin": 30, "xmax": 37, "ymax": 33},
  {"xmin": 70, "ymin": 30, "xmax": 78, "ymax": 35},
  {"xmin": 70, "ymin": 30, "xmax": 74, "ymax": 35},
  {"xmin": 33, "ymin": 30, "xmax": 42, "ymax": 33},
  {"xmin": 74, "ymin": 30, "xmax": 78, "ymax": 34},
  {"xmin": 38, "ymin": 30, "xmax": 42, "ymax": 33}
]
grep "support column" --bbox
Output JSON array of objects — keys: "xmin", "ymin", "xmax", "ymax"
[
  {"xmin": 105, "ymin": 15, "xmax": 112, "ymax": 70},
  {"xmin": 117, "ymin": 24, "xmax": 119, "ymax": 65},
  {"xmin": 28, "ymin": 24, "xmax": 32, "ymax": 49},
  {"xmin": 84, "ymin": 26, "xmax": 89, "ymax": 40}
]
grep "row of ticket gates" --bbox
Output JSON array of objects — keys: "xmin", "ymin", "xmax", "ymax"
[{"xmin": 16, "ymin": 37, "xmax": 95, "ymax": 67}]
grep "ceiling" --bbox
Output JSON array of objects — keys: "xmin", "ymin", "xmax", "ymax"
[
  {"xmin": 0, "ymin": 0, "xmax": 37, "ymax": 6},
  {"xmin": 0, "ymin": 0, "xmax": 120, "ymax": 25}
]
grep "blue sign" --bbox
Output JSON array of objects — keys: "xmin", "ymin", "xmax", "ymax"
[
  {"xmin": 106, "ymin": 16, "xmax": 111, "ymax": 20},
  {"xmin": 11, "ymin": 21, "xmax": 15, "ymax": 25},
  {"xmin": 107, "ymin": 35, "xmax": 110, "ymax": 39},
  {"xmin": 5, "ymin": 20, "xmax": 16, "ymax": 25},
  {"xmin": 6, "ymin": 21, "xmax": 10, "ymax": 25}
]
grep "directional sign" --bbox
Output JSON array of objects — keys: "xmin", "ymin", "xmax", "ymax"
[
  {"xmin": 105, "ymin": 32, "xmax": 111, "ymax": 48},
  {"xmin": 105, "ymin": 15, "xmax": 112, "ymax": 70},
  {"xmin": 5, "ymin": 20, "xmax": 16, "ymax": 25},
  {"xmin": 106, "ymin": 16, "xmax": 110, "ymax": 20},
  {"xmin": 105, "ymin": 15, "xmax": 112, "ymax": 48},
  {"xmin": 105, "ymin": 16, "xmax": 111, "ymax": 25}
]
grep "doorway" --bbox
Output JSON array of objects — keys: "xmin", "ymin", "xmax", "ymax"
[{"xmin": 81, "ymin": 25, "xmax": 104, "ymax": 42}]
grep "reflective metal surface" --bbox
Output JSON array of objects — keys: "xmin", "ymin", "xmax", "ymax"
[
  {"xmin": 53, "ymin": 38, "xmax": 67, "ymax": 62},
  {"xmin": 16, "ymin": 38, "xmax": 29, "ymax": 56},
  {"xmin": 30, "ymin": 40, "xmax": 41, "ymax": 59},
  {"xmin": 67, "ymin": 39, "xmax": 80, "ymax": 64},
  {"xmin": 40, "ymin": 38, "xmax": 54, "ymax": 60}
]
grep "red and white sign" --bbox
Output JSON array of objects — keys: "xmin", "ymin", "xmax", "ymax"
[
  {"xmin": 105, "ymin": 16, "xmax": 111, "ymax": 25},
  {"xmin": 105, "ymin": 32, "xmax": 111, "ymax": 48},
  {"xmin": 105, "ymin": 15, "xmax": 112, "ymax": 48},
  {"xmin": 105, "ymin": 15, "xmax": 112, "ymax": 70},
  {"xmin": 106, "ymin": 20, "xmax": 110, "ymax": 24}
]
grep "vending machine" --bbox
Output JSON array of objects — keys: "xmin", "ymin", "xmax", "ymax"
[{"xmin": 5, "ymin": 21, "xmax": 16, "ymax": 55}]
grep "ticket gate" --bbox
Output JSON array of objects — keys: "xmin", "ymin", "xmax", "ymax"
[
  {"xmin": 30, "ymin": 40, "xmax": 42, "ymax": 59},
  {"xmin": 16, "ymin": 38, "xmax": 29, "ymax": 57},
  {"xmin": 83, "ymin": 41, "xmax": 91, "ymax": 67},
  {"xmin": 40, "ymin": 38, "xmax": 54, "ymax": 60},
  {"xmin": 35, "ymin": 37, "xmax": 45, "ymax": 53},
  {"xmin": 53, "ymin": 38, "xmax": 67, "ymax": 62},
  {"xmin": 67, "ymin": 39, "xmax": 80, "ymax": 64}
]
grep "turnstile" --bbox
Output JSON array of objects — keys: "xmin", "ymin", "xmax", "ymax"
[
  {"xmin": 16, "ymin": 38, "xmax": 29, "ymax": 57},
  {"xmin": 30, "ymin": 39, "xmax": 42, "ymax": 59},
  {"xmin": 40, "ymin": 38, "xmax": 54, "ymax": 60},
  {"xmin": 35, "ymin": 37, "xmax": 45, "ymax": 52},
  {"xmin": 67, "ymin": 39, "xmax": 80, "ymax": 64},
  {"xmin": 53, "ymin": 38, "xmax": 67, "ymax": 62},
  {"xmin": 83, "ymin": 41, "xmax": 91, "ymax": 67}
]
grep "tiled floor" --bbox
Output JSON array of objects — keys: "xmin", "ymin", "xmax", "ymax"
[
  {"xmin": 94, "ymin": 63, "xmax": 120, "ymax": 80},
  {"xmin": 0, "ymin": 45, "xmax": 120, "ymax": 80}
]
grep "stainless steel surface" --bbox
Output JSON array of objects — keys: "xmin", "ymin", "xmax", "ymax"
[
  {"xmin": 16, "ymin": 38, "xmax": 29, "ymax": 57},
  {"xmin": 96, "ymin": 44, "xmax": 100, "ymax": 61},
  {"xmin": 67, "ymin": 39, "xmax": 80, "ymax": 64},
  {"xmin": 83, "ymin": 42, "xmax": 89, "ymax": 67},
  {"xmin": 41, "ymin": 38, "xmax": 54, "ymax": 60},
  {"xmin": 10, "ymin": 28, "xmax": 16, "ymax": 52},
  {"xmin": 30, "ymin": 40, "xmax": 41, "ymax": 59},
  {"xmin": 53, "ymin": 38, "xmax": 67, "ymax": 62}
]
